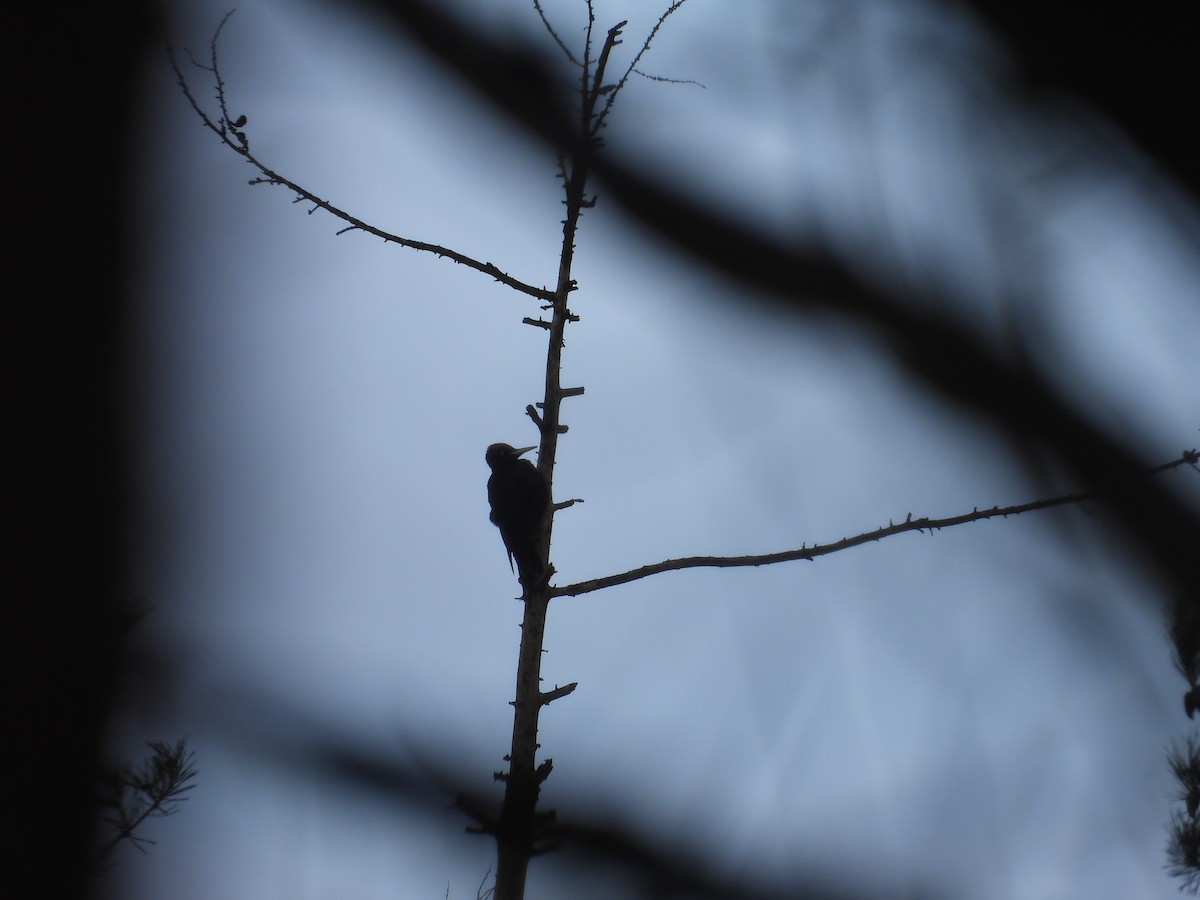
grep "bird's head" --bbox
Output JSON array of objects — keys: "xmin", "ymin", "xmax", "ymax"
[{"xmin": 486, "ymin": 442, "xmax": 537, "ymax": 468}]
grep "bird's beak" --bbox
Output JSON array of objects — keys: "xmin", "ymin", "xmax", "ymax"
[{"xmin": 514, "ymin": 445, "xmax": 537, "ymax": 457}]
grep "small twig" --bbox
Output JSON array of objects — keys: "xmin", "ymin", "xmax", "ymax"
[
  {"xmin": 540, "ymin": 682, "xmax": 577, "ymax": 706},
  {"xmin": 531, "ymin": 0, "xmax": 579, "ymax": 66},
  {"xmin": 631, "ymin": 67, "xmax": 705, "ymax": 88}
]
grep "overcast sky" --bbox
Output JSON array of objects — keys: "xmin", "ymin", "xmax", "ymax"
[{"xmin": 106, "ymin": 1, "xmax": 1199, "ymax": 897}]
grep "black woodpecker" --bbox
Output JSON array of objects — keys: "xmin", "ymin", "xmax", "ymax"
[{"xmin": 486, "ymin": 443, "xmax": 551, "ymax": 587}]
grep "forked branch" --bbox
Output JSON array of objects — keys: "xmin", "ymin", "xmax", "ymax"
[
  {"xmin": 593, "ymin": 1, "xmax": 693, "ymax": 134},
  {"xmin": 552, "ymin": 449, "xmax": 1199, "ymax": 599}
]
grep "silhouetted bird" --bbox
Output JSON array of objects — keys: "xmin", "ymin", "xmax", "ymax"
[{"xmin": 486, "ymin": 443, "xmax": 551, "ymax": 588}]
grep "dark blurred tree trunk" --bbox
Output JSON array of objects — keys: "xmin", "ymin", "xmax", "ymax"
[{"xmin": 10, "ymin": 3, "xmax": 152, "ymax": 897}]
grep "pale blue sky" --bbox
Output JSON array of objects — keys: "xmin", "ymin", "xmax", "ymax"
[{"xmin": 108, "ymin": 1, "xmax": 1199, "ymax": 897}]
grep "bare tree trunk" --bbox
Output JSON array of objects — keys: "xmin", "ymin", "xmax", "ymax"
[
  {"xmin": 492, "ymin": 21, "xmax": 626, "ymax": 897},
  {"xmin": 494, "ymin": 588, "xmax": 551, "ymax": 899}
]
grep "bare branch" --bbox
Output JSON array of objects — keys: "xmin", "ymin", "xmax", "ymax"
[
  {"xmin": 167, "ymin": 19, "xmax": 555, "ymax": 304},
  {"xmin": 631, "ymin": 67, "xmax": 705, "ymax": 88},
  {"xmin": 580, "ymin": 0, "xmax": 595, "ymax": 110},
  {"xmin": 531, "ymin": 0, "xmax": 579, "ymax": 66},
  {"xmin": 551, "ymin": 450, "xmax": 1199, "ymax": 599}
]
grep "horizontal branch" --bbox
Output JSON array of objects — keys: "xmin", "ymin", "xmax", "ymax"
[
  {"xmin": 551, "ymin": 449, "xmax": 1199, "ymax": 599},
  {"xmin": 167, "ymin": 26, "xmax": 554, "ymax": 303}
]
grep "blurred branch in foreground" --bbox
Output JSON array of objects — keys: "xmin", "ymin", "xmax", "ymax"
[
  {"xmin": 215, "ymin": 693, "xmax": 942, "ymax": 900},
  {"xmin": 94, "ymin": 738, "xmax": 198, "ymax": 869}
]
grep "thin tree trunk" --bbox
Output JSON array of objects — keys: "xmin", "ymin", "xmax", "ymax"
[{"xmin": 492, "ymin": 22, "xmax": 626, "ymax": 898}]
